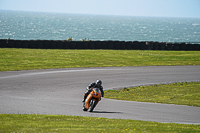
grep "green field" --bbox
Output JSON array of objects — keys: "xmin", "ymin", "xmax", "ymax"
[
  {"xmin": 105, "ymin": 82, "xmax": 200, "ymax": 107},
  {"xmin": 1, "ymin": 114, "xmax": 200, "ymax": 133},
  {"xmin": 0, "ymin": 48, "xmax": 200, "ymax": 71}
]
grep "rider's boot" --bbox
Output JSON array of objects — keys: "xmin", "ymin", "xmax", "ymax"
[
  {"xmin": 82, "ymin": 94, "xmax": 87, "ymax": 102},
  {"xmin": 82, "ymin": 89, "xmax": 92, "ymax": 102}
]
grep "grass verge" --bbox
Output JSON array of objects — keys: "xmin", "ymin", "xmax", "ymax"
[
  {"xmin": 105, "ymin": 82, "xmax": 200, "ymax": 107},
  {"xmin": 0, "ymin": 114, "xmax": 200, "ymax": 133},
  {"xmin": 0, "ymin": 48, "xmax": 200, "ymax": 71}
]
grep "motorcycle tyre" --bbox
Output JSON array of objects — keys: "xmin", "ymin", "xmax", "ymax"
[{"xmin": 88, "ymin": 100, "xmax": 97, "ymax": 112}]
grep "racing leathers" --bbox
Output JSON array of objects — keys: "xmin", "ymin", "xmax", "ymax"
[{"xmin": 82, "ymin": 82, "xmax": 104, "ymax": 102}]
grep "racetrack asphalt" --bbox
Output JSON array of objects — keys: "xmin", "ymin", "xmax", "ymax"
[{"xmin": 0, "ymin": 66, "xmax": 200, "ymax": 124}]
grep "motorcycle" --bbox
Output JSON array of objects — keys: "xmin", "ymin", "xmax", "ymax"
[{"xmin": 83, "ymin": 87, "xmax": 102, "ymax": 112}]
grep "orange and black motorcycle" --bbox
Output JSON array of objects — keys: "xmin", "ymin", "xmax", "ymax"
[{"xmin": 83, "ymin": 87, "xmax": 102, "ymax": 112}]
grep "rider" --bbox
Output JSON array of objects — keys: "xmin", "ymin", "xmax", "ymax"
[{"xmin": 82, "ymin": 80, "xmax": 104, "ymax": 102}]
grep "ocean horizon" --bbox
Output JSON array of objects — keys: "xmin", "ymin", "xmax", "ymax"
[{"xmin": 0, "ymin": 10, "xmax": 200, "ymax": 43}]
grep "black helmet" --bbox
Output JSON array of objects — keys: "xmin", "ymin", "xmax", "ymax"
[{"xmin": 96, "ymin": 80, "xmax": 102, "ymax": 86}]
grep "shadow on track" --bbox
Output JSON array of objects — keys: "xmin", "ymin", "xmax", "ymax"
[{"xmin": 91, "ymin": 111, "xmax": 122, "ymax": 114}]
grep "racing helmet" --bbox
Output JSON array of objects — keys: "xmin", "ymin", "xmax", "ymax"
[{"xmin": 96, "ymin": 80, "xmax": 102, "ymax": 86}]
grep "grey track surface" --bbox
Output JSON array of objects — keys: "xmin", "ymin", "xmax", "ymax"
[{"xmin": 0, "ymin": 66, "xmax": 200, "ymax": 124}]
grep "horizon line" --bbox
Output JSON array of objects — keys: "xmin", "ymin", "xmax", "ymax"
[{"xmin": 1, "ymin": 9, "xmax": 200, "ymax": 19}]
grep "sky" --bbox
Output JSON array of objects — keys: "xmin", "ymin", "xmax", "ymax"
[{"xmin": 0, "ymin": 0, "xmax": 200, "ymax": 18}]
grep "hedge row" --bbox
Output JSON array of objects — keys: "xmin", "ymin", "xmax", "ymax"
[{"xmin": 0, "ymin": 39, "xmax": 199, "ymax": 50}]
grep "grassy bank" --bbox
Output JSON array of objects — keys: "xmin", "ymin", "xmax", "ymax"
[
  {"xmin": 1, "ymin": 114, "xmax": 199, "ymax": 133},
  {"xmin": 105, "ymin": 82, "xmax": 200, "ymax": 107},
  {"xmin": 0, "ymin": 48, "xmax": 200, "ymax": 71}
]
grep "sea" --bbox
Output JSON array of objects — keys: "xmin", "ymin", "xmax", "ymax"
[{"xmin": 0, "ymin": 10, "xmax": 200, "ymax": 43}]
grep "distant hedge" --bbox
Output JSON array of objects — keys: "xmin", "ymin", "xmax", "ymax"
[{"xmin": 0, "ymin": 39, "xmax": 199, "ymax": 50}]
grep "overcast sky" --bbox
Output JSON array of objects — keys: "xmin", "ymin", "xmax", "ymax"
[{"xmin": 0, "ymin": 0, "xmax": 200, "ymax": 18}]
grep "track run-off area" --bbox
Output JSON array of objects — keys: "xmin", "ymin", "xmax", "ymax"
[{"xmin": 0, "ymin": 66, "xmax": 200, "ymax": 124}]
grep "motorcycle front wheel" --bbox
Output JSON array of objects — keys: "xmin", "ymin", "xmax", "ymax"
[{"xmin": 88, "ymin": 99, "xmax": 97, "ymax": 112}]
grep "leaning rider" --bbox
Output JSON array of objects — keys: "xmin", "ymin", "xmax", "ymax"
[{"xmin": 82, "ymin": 80, "xmax": 104, "ymax": 102}]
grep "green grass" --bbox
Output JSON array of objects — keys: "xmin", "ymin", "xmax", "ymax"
[
  {"xmin": 0, "ymin": 114, "xmax": 200, "ymax": 133},
  {"xmin": 105, "ymin": 82, "xmax": 200, "ymax": 107},
  {"xmin": 0, "ymin": 48, "xmax": 200, "ymax": 71}
]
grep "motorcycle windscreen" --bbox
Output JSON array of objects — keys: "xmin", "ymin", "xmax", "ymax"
[{"xmin": 94, "ymin": 88, "xmax": 101, "ymax": 93}]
